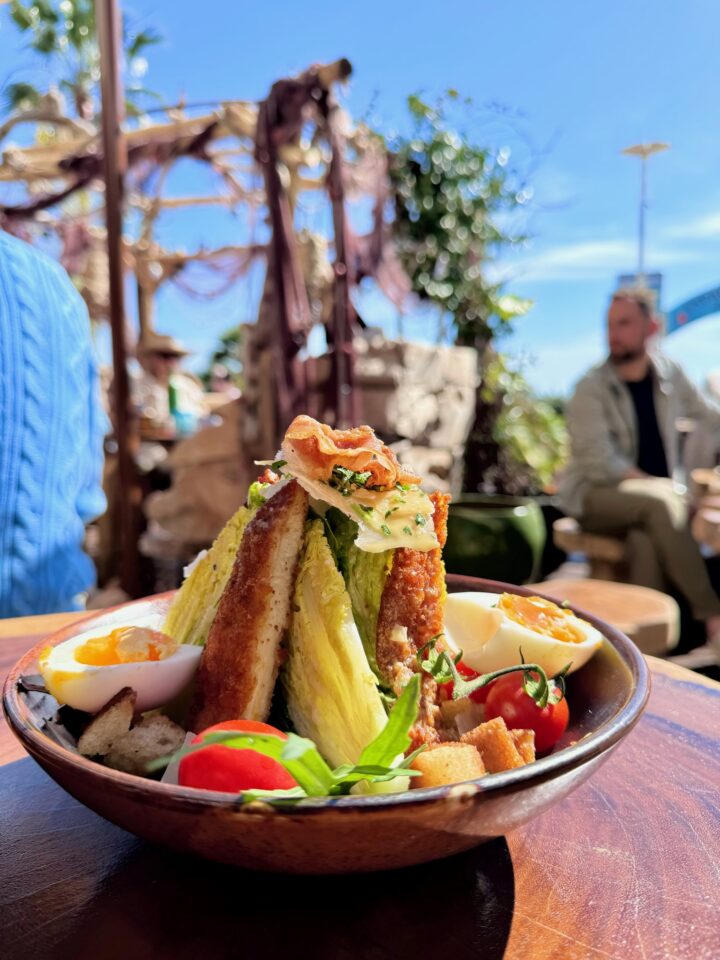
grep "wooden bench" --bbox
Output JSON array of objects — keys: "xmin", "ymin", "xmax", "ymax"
[
  {"xmin": 529, "ymin": 577, "xmax": 681, "ymax": 656},
  {"xmin": 552, "ymin": 517, "xmax": 627, "ymax": 581}
]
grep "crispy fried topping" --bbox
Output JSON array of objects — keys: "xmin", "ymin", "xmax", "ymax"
[
  {"xmin": 257, "ymin": 467, "xmax": 280, "ymax": 485},
  {"xmin": 282, "ymin": 414, "xmax": 421, "ymax": 489}
]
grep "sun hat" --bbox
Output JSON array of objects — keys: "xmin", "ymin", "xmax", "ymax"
[{"xmin": 137, "ymin": 331, "xmax": 191, "ymax": 357}]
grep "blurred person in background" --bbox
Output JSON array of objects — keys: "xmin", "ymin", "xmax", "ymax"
[
  {"xmin": 209, "ymin": 362, "xmax": 241, "ymax": 399},
  {"xmin": 132, "ymin": 331, "xmax": 207, "ymax": 439},
  {"xmin": 559, "ymin": 287, "xmax": 720, "ymax": 648},
  {"xmin": 0, "ymin": 231, "xmax": 107, "ymax": 616}
]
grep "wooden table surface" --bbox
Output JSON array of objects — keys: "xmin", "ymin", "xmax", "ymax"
[{"xmin": 2, "ymin": 612, "xmax": 720, "ymax": 960}]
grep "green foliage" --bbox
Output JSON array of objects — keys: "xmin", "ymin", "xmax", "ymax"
[
  {"xmin": 3, "ymin": 81, "xmax": 41, "ymax": 111},
  {"xmin": 383, "ymin": 92, "xmax": 531, "ymax": 348},
  {"xmin": 200, "ymin": 325, "xmax": 244, "ymax": 389},
  {"xmin": 378, "ymin": 93, "xmax": 554, "ymax": 495},
  {"xmin": 126, "ymin": 27, "xmax": 162, "ymax": 60},
  {"xmin": 3, "ymin": 1, "xmax": 162, "ymax": 118},
  {"xmin": 483, "ymin": 354, "xmax": 569, "ymax": 493}
]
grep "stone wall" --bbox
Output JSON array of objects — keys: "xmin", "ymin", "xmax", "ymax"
[{"xmin": 304, "ymin": 331, "xmax": 478, "ymax": 494}]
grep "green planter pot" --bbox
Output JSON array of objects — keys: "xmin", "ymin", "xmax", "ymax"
[{"xmin": 444, "ymin": 495, "xmax": 546, "ymax": 586}]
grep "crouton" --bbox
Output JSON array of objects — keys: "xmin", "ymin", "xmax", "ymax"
[
  {"xmin": 510, "ymin": 728, "xmax": 536, "ymax": 765},
  {"xmin": 440, "ymin": 698, "xmax": 486, "ymax": 736},
  {"xmin": 410, "ymin": 742, "xmax": 486, "ymax": 789},
  {"xmin": 77, "ymin": 687, "xmax": 136, "ymax": 758},
  {"xmin": 104, "ymin": 714, "xmax": 186, "ymax": 776},
  {"xmin": 461, "ymin": 716, "xmax": 526, "ymax": 773}
]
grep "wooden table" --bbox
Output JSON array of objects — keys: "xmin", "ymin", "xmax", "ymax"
[{"xmin": 2, "ymin": 613, "xmax": 720, "ymax": 960}]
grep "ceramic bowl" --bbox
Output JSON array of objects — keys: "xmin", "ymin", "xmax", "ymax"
[{"xmin": 3, "ymin": 576, "xmax": 649, "ymax": 874}]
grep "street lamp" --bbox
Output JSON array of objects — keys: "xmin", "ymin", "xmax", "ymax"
[{"xmin": 621, "ymin": 141, "xmax": 670, "ymax": 283}]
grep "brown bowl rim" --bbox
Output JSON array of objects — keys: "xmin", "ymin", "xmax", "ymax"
[{"xmin": 2, "ymin": 575, "xmax": 650, "ymax": 814}]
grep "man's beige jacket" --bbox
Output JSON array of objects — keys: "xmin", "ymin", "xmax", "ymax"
[{"xmin": 558, "ymin": 353, "xmax": 720, "ymax": 518}]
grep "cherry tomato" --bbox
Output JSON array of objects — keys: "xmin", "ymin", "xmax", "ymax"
[
  {"xmin": 484, "ymin": 673, "xmax": 569, "ymax": 753},
  {"xmin": 438, "ymin": 661, "xmax": 493, "ymax": 705},
  {"xmin": 179, "ymin": 719, "xmax": 298, "ymax": 793},
  {"xmin": 189, "ymin": 719, "xmax": 286, "ymax": 744}
]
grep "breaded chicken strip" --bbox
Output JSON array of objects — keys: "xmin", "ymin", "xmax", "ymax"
[
  {"xmin": 189, "ymin": 480, "xmax": 308, "ymax": 730},
  {"xmin": 375, "ymin": 492, "xmax": 451, "ymax": 745},
  {"xmin": 376, "ymin": 491, "xmax": 450, "ymax": 670}
]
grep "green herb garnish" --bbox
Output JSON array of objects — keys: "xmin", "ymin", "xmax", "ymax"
[
  {"xmin": 415, "ymin": 514, "xmax": 427, "ymax": 526},
  {"xmin": 270, "ymin": 459, "xmax": 287, "ymax": 472},
  {"xmin": 329, "ymin": 466, "xmax": 373, "ymax": 497},
  {"xmin": 380, "ymin": 523, "xmax": 392, "ymax": 537}
]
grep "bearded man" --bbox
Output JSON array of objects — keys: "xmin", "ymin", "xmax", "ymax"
[{"xmin": 559, "ymin": 288, "xmax": 720, "ymax": 648}]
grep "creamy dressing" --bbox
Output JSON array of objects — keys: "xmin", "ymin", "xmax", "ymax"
[{"xmin": 275, "ymin": 466, "xmax": 437, "ymax": 554}]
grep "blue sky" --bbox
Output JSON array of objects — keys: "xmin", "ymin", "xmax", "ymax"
[{"xmin": 2, "ymin": 0, "xmax": 720, "ymax": 395}]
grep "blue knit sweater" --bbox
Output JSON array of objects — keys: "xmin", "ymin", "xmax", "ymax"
[{"xmin": 0, "ymin": 232, "xmax": 107, "ymax": 616}]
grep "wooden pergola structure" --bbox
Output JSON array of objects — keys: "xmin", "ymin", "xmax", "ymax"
[{"xmin": 0, "ymin": 1, "xmax": 408, "ymax": 595}]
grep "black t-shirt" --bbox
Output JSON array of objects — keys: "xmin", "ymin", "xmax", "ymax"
[{"xmin": 625, "ymin": 373, "xmax": 669, "ymax": 477}]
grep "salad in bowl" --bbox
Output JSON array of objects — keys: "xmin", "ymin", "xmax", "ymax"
[{"xmin": 3, "ymin": 415, "xmax": 648, "ymax": 873}]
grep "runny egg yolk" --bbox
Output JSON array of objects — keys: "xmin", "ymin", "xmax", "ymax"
[
  {"xmin": 73, "ymin": 627, "xmax": 178, "ymax": 665},
  {"xmin": 498, "ymin": 594, "xmax": 586, "ymax": 644}
]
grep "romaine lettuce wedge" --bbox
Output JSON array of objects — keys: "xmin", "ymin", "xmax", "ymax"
[
  {"xmin": 284, "ymin": 520, "xmax": 389, "ymax": 771},
  {"xmin": 163, "ymin": 500, "xmax": 257, "ymax": 646},
  {"xmin": 323, "ymin": 508, "xmax": 392, "ymax": 680}
]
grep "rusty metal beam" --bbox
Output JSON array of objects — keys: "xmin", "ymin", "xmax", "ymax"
[{"xmin": 96, "ymin": 0, "xmax": 140, "ymax": 596}]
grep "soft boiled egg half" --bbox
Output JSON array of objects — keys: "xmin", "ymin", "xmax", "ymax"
[
  {"xmin": 38, "ymin": 626, "xmax": 202, "ymax": 714},
  {"xmin": 443, "ymin": 592, "xmax": 603, "ymax": 678}
]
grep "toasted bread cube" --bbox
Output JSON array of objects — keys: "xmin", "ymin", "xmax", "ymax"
[
  {"xmin": 105, "ymin": 714, "xmax": 186, "ymax": 776},
  {"xmin": 461, "ymin": 716, "xmax": 525, "ymax": 773},
  {"xmin": 410, "ymin": 742, "xmax": 486, "ymax": 789},
  {"xmin": 440, "ymin": 698, "xmax": 485, "ymax": 736},
  {"xmin": 77, "ymin": 687, "xmax": 136, "ymax": 757},
  {"xmin": 510, "ymin": 728, "xmax": 536, "ymax": 764}
]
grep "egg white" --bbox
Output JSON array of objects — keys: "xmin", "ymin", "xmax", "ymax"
[
  {"xmin": 39, "ymin": 633, "xmax": 202, "ymax": 714},
  {"xmin": 443, "ymin": 592, "xmax": 603, "ymax": 678}
]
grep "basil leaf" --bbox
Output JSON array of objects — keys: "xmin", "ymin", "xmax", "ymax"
[
  {"xmin": 279, "ymin": 734, "xmax": 336, "ymax": 794},
  {"xmin": 184, "ymin": 730, "xmax": 335, "ymax": 796},
  {"xmin": 240, "ymin": 787, "xmax": 308, "ymax": 805},
  {"xmin": 357, "ymin": 673, "xmax": 420, "ymax": 768}
]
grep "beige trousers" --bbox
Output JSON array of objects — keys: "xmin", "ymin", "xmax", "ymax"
[{"xmin": 581, "ymin": 478, "xmax": 720, "ymax": 620}]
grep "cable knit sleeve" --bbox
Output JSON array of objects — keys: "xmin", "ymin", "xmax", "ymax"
[
  {"xmin": 0, "ymin": 232, "xmax": 107, "ymax": 616},
  {"xmin": 77, "ymin": 322, "xmax": 109, "ymax": 524}
]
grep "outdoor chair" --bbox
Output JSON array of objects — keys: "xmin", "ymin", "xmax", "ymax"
[{"xmin": 552, "ymin": 517, "xmax": 626, "ymax": 581}]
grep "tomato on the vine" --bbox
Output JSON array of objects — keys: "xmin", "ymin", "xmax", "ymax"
[
  {"xmin": 178, "ymin": 719, "xmax": 298, "ymax": 793},
  {"xmin": 438, "ymin": 660, "xmax": 493, "ymax": 704},
  {"xmin": 484, "ymin": 673, "xmax": 569, "ymax": 753}
]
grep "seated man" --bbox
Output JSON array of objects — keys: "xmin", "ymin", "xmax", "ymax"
[
  {"xmin": 0, "ymin": 231, "xmax": 107, "ymax": 616},
  {"xmin": 559, "ymin": 287, "xmax": 720, "ymax": 646}
]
